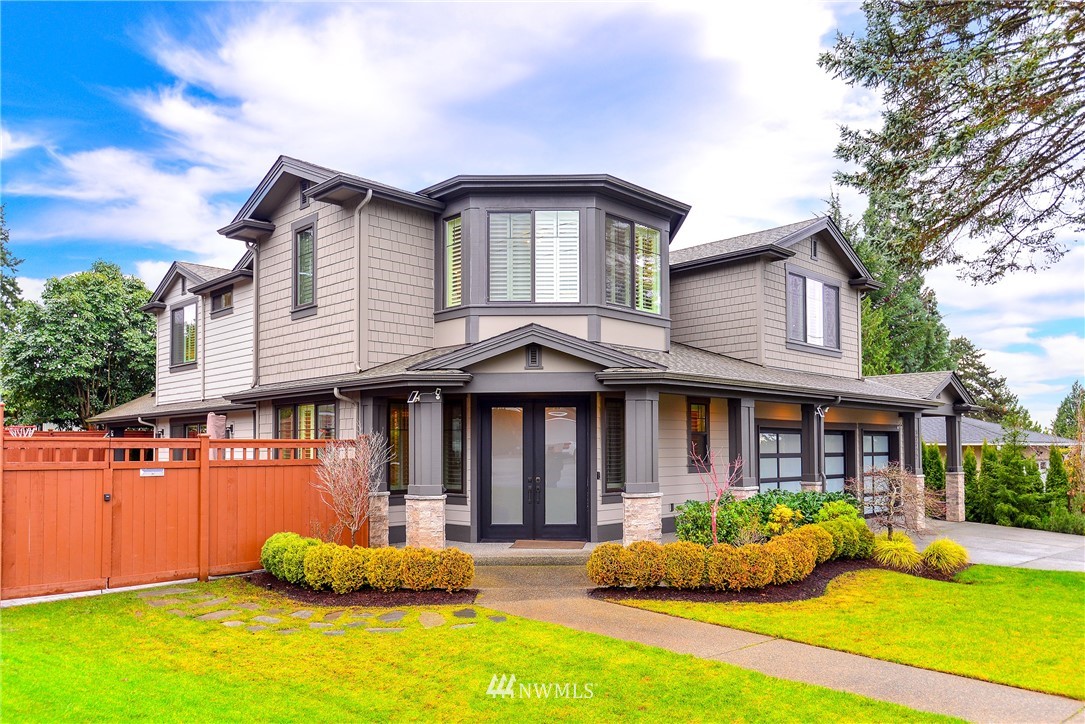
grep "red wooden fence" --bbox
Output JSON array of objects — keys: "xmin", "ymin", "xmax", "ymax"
[{"xmin": 0, "ymin": 419, "xmax": 364, "ymax": 600}]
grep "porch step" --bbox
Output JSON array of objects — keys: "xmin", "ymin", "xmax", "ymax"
[{"xmin": 452, "ymin": 542, "xmax": 594, "ymax": 566}]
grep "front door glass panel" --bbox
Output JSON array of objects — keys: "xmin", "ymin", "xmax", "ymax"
[
  {"xmin": 544, "ymin": 406, "xmax": 577, "ymax": 525},
  {"xmin": 491, "ymin": 407, "xmax": 524, "ymax": 525}
]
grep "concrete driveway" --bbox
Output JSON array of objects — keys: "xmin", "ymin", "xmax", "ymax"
[{"xmin": 914, "ymin": 519, "xmax": 1085, "ymax": 572}]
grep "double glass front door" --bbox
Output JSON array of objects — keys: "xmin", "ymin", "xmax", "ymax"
[{"xmin": 481, "ymin": 398, "xmax": 588, "ymax": 540}]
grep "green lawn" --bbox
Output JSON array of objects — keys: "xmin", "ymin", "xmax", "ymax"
[
  {"xmin": 0, "ymin": 578, "xmax": 953, "ymax": 722},
  {"xmin": 621, "ymin": 565, "xmax": 1085, "ymax": 700}
]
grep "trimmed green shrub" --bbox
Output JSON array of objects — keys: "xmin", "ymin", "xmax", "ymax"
[
  {"xmin": 763, "ymin": 539, "xmax": 797, "ymax": 585},
  {"xmin": 626, "ymin": 541, "xmax": 667, "ymax": 589},
  {"xmin": 281, "ymin": 536, "xmax": 321, "ymax": 585},
  {"xmin": 815, "ymin": 500, "xmax": 862, "ymax": 523},
  {"xmin": 586, "ymin": 543, "xmax": 629, "ymax": 587},
  {"xmin": 330, "ymin": 546, "xmax": 370, "ymax": 594},
  {"xmin": 365, "ymin": 547, "xmax": 404, "ymax": 592},
  {"xmin": 747, "ymin": 489, "xmax": 860, "ymax": 523},
  {"xmin": 663, "ymin": 541, "xmax": 706, "ymax": 589},
  {"xmin": 854, "ymin": 521, "xmax": 875, "ymax": 559},
  {"xmin": 674, "ymin": 497, "xmax": 760, "ymax": 546},
  {"xmin": 303, "ymin": 542, "xmax": 339, "ymax": 590},
  {"xmin": 260, "ymin": 532, "xmax": 301, "ymax": 579},
  {"xmin": 873, "ymin": 534, "xmax": 922, "ymax": 571},
  {"xmin": 921, "ymin": 538, "xmax": 969, "ymax": 574},
  {"xmin": 400, "ymin": 547, "xmax": 440, "ymax": 591},
  {"xmin": 433, "ymin": 547, "xmax": 475, "ymax": 592},
  {"xmin": 818, "ymin": 519, "xmax": 860, "ymax": 559},
  {"xmin": 791, "ymin": 524, "xmax": 835, "ymax": 564}
]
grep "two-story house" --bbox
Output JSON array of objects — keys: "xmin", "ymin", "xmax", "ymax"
[{"xmin": 95, "ymin": 155, "xmax": 974, "ymax": 547}]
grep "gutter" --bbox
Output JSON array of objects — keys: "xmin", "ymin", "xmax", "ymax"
[{"xmin": 354, "ymin": 189, "xmax": 374, "ymax": 373}]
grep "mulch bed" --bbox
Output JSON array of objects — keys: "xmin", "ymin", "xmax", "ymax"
[
  {"xmin": 244, "ymin": 572, "xmax": 478, "ymax": 606},
  {"xmin": 588, "ymin": 559, "xmax": 968, "ymax": 604}
]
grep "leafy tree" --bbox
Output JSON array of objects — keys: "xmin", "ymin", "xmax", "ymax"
[
  {"xmin": 1051, "ymin": 381, "xmax": 1084, "ymax": 439},
  {"xmin": 0, "ymin": 204, "xmax": 23, "ymax": 346},
  {"xmin": 950, "ymin": 336, "xmax": 1037, "ymax": 428},
  {"xmin": 1, "ymin": 261, "xmax": 155, "ymax": 428},
  {"xmin": 821, "ymin": 1, "xmax": 1085, "ymax": 283},
  {"xmin": 922, "ymin": 442, "xmax": 946, "ymax": 491}
]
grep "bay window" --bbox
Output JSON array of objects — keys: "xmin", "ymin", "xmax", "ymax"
[
  {"xmin": 489, "ymin": 210, "xmax": 580, "ymax": 303},
  {"xmin": 605, "ymin": 215, "xmax": 661, "ymax": 314},
  {"xmin": 787, "ymin": 270, "xmax": 840, "ymax": 350}
]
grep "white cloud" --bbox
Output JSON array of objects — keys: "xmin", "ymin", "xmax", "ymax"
[
  {"xmin": 0, "ymin": 127, "xmax": 42, "ymax": 160},
  {"xmin": 134, "ymin": 260, "xmax": 173, "ymax": 290},
  {"xmin": 15, "ymin": 277, "xmax": 46, "ymax": 302}
]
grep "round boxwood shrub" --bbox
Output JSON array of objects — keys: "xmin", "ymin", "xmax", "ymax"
[
  {"xmin": 704, "ymin": 544, "xmax": 740, "ymax": 590},
  {"xmin": 330, "ymin": 546, "xmax": 370, "ymax": 594},
  {"xmin": 791, "ymin": 525, "xmax": 834, "ymax": 565},
  {"xmin": 872, "ymin": 533, "xmax": 922, "ymax": 571},
  {"xmin": 777, "ymin": 532, "xmax": 817, "ymax": 581},
  {"xmin": 433, "ymin": 547, "xmax": 475, "ymax": 592},
  {"xmin": 626, "ymin": 540, "xmax": 667, "ymax": 589},
  {"xmin": 260, "ymin": 532, "xmax": 301, "ymax": 579},
  {"xmin": 664, "ymin": 541, "xmax": 706, "ymax": 589},
  {"xmin": 365, "ymin": 547, "xmax": 404, "ymax": 592},
  {"xmin": 815, "ymin": 500, "xmax": 862, "ymax": 523},
  {"xmin": 303, "ymin": 542, "xmax": 340, "ymax": 590},
  {"xmin": 854, "ymin": 521, "xmax": 875, "ymax": 559},
  {"xmin": 586, "ymin": 543, "xmax": 629, "ymax": 588},
  {"xmin": 763, "ymin": 539, "xmax": 796, "ymax": 585},
  {"xmin": 921, "ymin": 538, "xmax": 969, "ymax": 574},
  {"xmin": 281, "ymin": 536, "xmax": 321, "ymax": 585},
  {"xmin": 400, "ymin": 547, "xmax": 440, "ymax": 591},
  {"xmin": 738, "ymin": 543, "xmax": 776, "ymax": 589}
]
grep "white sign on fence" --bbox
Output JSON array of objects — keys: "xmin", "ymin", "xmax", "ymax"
[{"xmin": 139, "ymin": 468, "xmax": 165, "ymax": 477}]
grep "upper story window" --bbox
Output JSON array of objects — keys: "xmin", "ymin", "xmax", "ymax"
[
  {"xmin": 488, "ymin": 210, "xmax": 579, "ymax": 303},
  {"xmin": 211, "ymin": 288, "xmax": 233, "ymax": 313},
  {"xmin": 605, "ymin": 215, "xmax": 662, "ymax": 314},
  {"xmin": 294, "ymin": 224, "xmax": 316, "ymax": 309},
  {"xmin": 445, "ymin": 216, "xmax": 462, "ymax": 308},
  {"xmin": 787, "ymin": 271, "xmax": 840, "ymax": 349},
  {"xmin": 170, "ymin": 303, "xmax": 197, "ymax": 366}
]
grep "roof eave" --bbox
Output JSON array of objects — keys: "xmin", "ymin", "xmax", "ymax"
[
  {"xmin": 218, "ymin": 218, "xmax": 276, "ymax": 241},
  {"xmin": 225, "ymin": 372, "xmax": 473, "ymax": 403},
  {"xmin": 670, "ymin": 245, "xmax": 795, "ymax": 273},
  {"xmin": 308, "ymin": 175, "xmax": 445, "ymax": 213},
  {"xmin": 189, "ymin": 269, "xmax": 254, "ymax": 294}
]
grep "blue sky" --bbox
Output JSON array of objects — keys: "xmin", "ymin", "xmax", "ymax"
[{"xmin": 2, "ymin": 2, "xmax": 1081, "ymax": 426}]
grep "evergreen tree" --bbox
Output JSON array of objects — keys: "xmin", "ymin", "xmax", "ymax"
[
  {"xmin": 963, "ymin": 446, "xmax": 978, "ymax": 490},
  {"xmin": 971, "ymin": 441, "xmax": 1001, "ymax": 524},
  {"xmin": 922, "ymin": 443, "xmax": 946, "ymax": 491},
  {"xmin": 950, "ymin": 337, "xmax": 1037, "ymax": 428},
  {"xmin": 1045, "ymin": 446, "xmax": 1069, "ymax": 503},
  {"xmin": 1051, "ymin": 381, "xmax": 1084, "ymax": 439}
]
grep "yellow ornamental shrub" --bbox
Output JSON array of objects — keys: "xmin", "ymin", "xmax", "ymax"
[
  {"xmin": 586, "ymin": 543, "xmax": 630, "ymax": 587},
  {"xmin": 921, "ymin": 538, "xmax": 969, "ymax": 574},
  {"xmin": 400, "ymin": 547, "xmax": 440, "ymax": 591},
  {"xmin": 793, "ymin": 525, "xmax": 834, "ymax": 565},
  {"xmin": 303, "ymin": 542, "xmax": 340, "ymax": 590},
  {"xmin": 764, "ymin": 504, "xmax": 804, "ymax": 537},
  {"xmin": 738, "ymin": 544, "xmax": 776, "ymax": 589},
  {"xmin": 663, "ymin": 541, "xmax": 707, "ymax": 590},
  {"xmin": 260, "ymin": 532, "xmax": 302, "ymax": 579},
  {"xmin": 330, "ymin": 546, "xmax": 370, "ymax": 594},
  {"xmin": 873, "ymin": 534, "xmax": 922, "ymax": 572},
  {"xmin": 433, "ymin": 547, "xmax": 475, "ymax": 592},
  {"xmin": 704, "ymin": 544, "xmax": 741, "ymax": 590},
  {"xmin": 779, "ymin": 532, "xmax": 817, "ymax": 580},
  {"xmin": 365, "ymin": 547, "xmax": 404, "ymax": 592},
  {"xmin": 626, "ymin": 541, "xmax": 667, "ymax": 589},
  {"xmin": 763, "ymin": 539, "xmax": 796, "ymax": 585},
  {"xmin": 282, "ymin": 537, "xmax": 321, "ymax": 585}
]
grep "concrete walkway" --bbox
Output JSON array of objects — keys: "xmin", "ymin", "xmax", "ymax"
[
  {"xmin": 475, "ymin": 565, "xmax": 1084, "ymax": 723},
  {"xmin": 913, "ymin": 519, "xmax": 1085, "ymax": 572}
]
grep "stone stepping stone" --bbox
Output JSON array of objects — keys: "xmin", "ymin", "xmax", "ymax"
[
  {"xmin": 323, "ymin": 630, "xmax": 345, "ymax": 636},
  {"xmin": 488, "ymin": 615, "xmax": 507, "ymax": 623},
  {"xmin": 367, "ymin": 627, "xmax": 404, "ymax": 634},
  {"xmin": 266, "ymin": 608, "xmax": 286, "ymax": 615},
  {"xmin": 222, "ymin": 621, "xmax": 245, "ymax": 628},
  {"xmin": 419, "ymin": 612, "xmax": 445, "ymax": 629},
  {"xmin": 247, "ymin": 625, "xmax": 267, "ymax": 633},
  {"xmin": 235, "ymin": 602, "xmax": 262, "ymax": 611},
  {"xmin": 196, "ymin": 609, "xmax": 240, "ymax": 622},
  {"xmin": 452, "ymin": 608, "xmax": 476, "ymax": 619},
  {"xmin": 138, "ymin": 587, "xmax": 193, "ymax": 598},
  {"xmin": 343, "ymin": 622, "xmax": 366, "ymax": 629},
  {"xmin": 167, "ymin": 609, "xmax": 188, "ymax": 617},
  {"xmin": 252, "ymin": 615, "xmax": 281, "ymax": 625},
  {"xmin": 377, "ymin": 610, "xmax": 406, "ymax": 624},
  {"xmin": 190, "ymin": 594, "xmax": 220, "ymax": 601},
  {"xmin": 190, "ymin": 597, "xmax": 229, "ymax": 608},
  {"xmin": 276, "ymin": 628, "xmax": 299, "ymax": 635},
  {"xmin": 452, "ymin": 623, "xmax": 475, "ymax": 630},
  {"xmin": 309, "ymin": 622, "xmax": 332, "ymax": 629},
  {"xmin": 146, "ymin": 598, "xmax": 185, "ymax": 608},
  {"xmin": 323, "ymin": 611, "xmax": 344, "ymax": 622},
  {"xmin": 290, "ymin": 610, "xmax": 314, "ymax": 620},
  {"xmin": 348, "ymin": 609, "xmax": 372, "ymax": 617}
]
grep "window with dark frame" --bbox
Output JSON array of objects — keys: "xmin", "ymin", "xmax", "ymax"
[
  {"xmin": 388, "ymin": 401, "xmax": 410, "ymax": 494},
  {"xmin": 688, "ymin": 399, "xmax": 709, "ymax": 469},
  {"xmin": 786, "ymin": 271, "xmax": 840, "ymax": 349},
  {"xmin": 443, "ymin": 400, "xmax": 464, "ymax": 494},
  {"xmin": 211, "ymin": 288, "xmax": 233, "ymax": 312},
  {"xmin": 605, "ymin": 215, "xmax": 662, "ymax": 314},
  {"xmin": 170, "ymin": 303, "xmax": 197, "ymax": 366},
  {"xmin": 758, "ymin": 429, "xmax": 803, "ymax": 492},
  {"xmin": 604, "ymin": 398, "xmax": 626, "ymax": 493},
  {"xmin": 275, "ymin": 402, "xmax": 335, "ymax": 461},
  {"xmin": 824, "ymin": 431, "xmax": 847, "ymax": 493},
  {"xmin": 294, "ymin": 225, "xmax": 315, "ymax": 308},
  {"xmin": 811, "ymin": 238, "xmax": 819, "ymax": 259},
  {"xmin": 488, "ymin": 210, "xmax": 580, "ymax": 303},
  {"xmin": 861, "ymin": 431, "xmax": 892, "ymax": 514}
]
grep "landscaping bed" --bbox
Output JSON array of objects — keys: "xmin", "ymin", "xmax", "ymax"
[{"xmin": 245, "ymin": 571, "xmax": 478, "ymax": 606}]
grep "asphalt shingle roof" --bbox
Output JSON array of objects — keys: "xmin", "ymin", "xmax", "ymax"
[
  {"xmin": 868, "ymin": 371, "xmax": 957, "ymax": 400},
  {"xmin": 921, "ymin": 416, "xmax": 1076, "ymax": 447},
  {"xmin": 669, "ymin": 218, "xmax": 821, "ymax": 266},
  {"xmin": 176, "ymin": 261, "xmax": 233, "ymax": 284},
  {"xmin": 89, "ymin": 394, "xmax": 254, "ymax": 424}
]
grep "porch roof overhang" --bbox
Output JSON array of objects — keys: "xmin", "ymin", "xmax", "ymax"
[
  {"xmin": 88, "ymin": 394, "xmax": 256, "ymax": 426},
  {"xmin": 189, "ymin": 268, "xmax": 253, "ymax": 294},
  {"xmin": 306, "ymin": 175, "xmax": 445, "ymax": 213},
  {"xmin": 225, "ymin": 372, "xmax": 473, "ymax": 403}
]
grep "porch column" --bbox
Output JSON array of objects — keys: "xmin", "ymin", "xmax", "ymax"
[
  {"xmin": 406, "ymin": 394, "xmax": 445, "ymax": 548},
  {"xmin": 800, "ymin": 404, "xmax": 824, "ymax": 493},
  {"xmin": 727, "ymin": 397, "xmax": 758, "ymax": 499},
  {"xmin": 623, "ymin": 388, "xmax": 661, "ymax": 545},
  {"xmin": 359, "ymin": 395, "xmax": 389, "ymax": 547},
  {"xmin": 944, "ymin": 414, "xmax": 965, "ymax": 522},
  {"xmin": 900, "ymin": 411, "xmax": 926, "ymax": 531}
]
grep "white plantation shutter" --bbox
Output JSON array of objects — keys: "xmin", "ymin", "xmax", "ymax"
[
  {"xmin": 605, "ymin": 217, "xmax": 631, "ymax": 306},
  {"xmin": 634, "ymin": 224, "xmax": 661, "ymax": 313},
  {"xmin": 489, "ymin": 213, "xmax": 532, "ymax": 301},
  {"xmin": 535, "ymin": 210, "xmax": 579, "ymax": 302},
  {"xmin": 445, "ymin": 217, "xmax": 462, "ymax": 307},
  {"xmin": 787, "ymin": 273, "xmax": 805, "ymax": 341},
  {"xmin": 806, "ymin": 278, "xmax": 825, "ymax": 346}
]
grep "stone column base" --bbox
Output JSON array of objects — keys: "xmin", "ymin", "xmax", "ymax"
[
  {"xmin": 800, "ymin": 481, "xmax": 824, "ymax": 493},
  {"xmin": 730, "ymin": 486, "xmax": 759, "ymax": 501},
  {"xmin": 622, "ymin": 492, "xmax": 662, "ymax": 546},
  {"xmin": 905, "ymin": 473, "xmax": 927, "ymax": 532},
  {"xmin": 368, "ymin": 491, "xmax": 390, "ymax": 548},
  {"xmin": 405, "ymin": 494, "xmax": 447, "ymax": 549},
  {"xmin": 945, "ymin": 471, "xmax": 965, "ymax": 522}
]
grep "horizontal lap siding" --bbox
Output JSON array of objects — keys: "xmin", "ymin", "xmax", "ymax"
[
  {"xmin": 204, "ymin": 282, "xmax": 254, "ymax": 398},
  {"xmin": 659, "ymin": 394, "xmax": 728, "ymax": 514},
  {"xmin": 156, "ymin": 279, "xmax": 202, "ymax": 404},
  {"xmin": 671, "ymin": 261, "xmax": 762, "ymax": 364}
]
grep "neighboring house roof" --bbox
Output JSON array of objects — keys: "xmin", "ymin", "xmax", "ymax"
[
  {"xmin": 175, "ymin": 261, "xmax": 233, "ymax": 284},
  {"xmin": 89, "ymin": 394, "xmax": 255, "ymax": 425},
  {"xmin": 869, "ymin": 370, "xmax": 977, "ymax": 408},
  {"xmin": 669, "ymin": 216, "xmax": 881, "ymax": 290},
  {"xmin": 140, "ymin": 254, "xmax": 251, "ymax": 312},
  {"xmin": 921, "ymin": 416, "xmax": 1077, "ymax": 447}
]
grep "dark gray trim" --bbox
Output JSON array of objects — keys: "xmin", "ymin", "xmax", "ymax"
[
  {"xmin": 291, "ymin": 212, "xmax": 319, "ymax": 313},
  {"xmin": 601, "ymin": 493, "xmax": 624, "ymax": 505},
  {"xmin": 169, "ymin": 362, "xmax": 198, "ymax": 373},
  {"xmin": 800, "ymin": 404, "xmax": 825, "ymax": 485},
  {"xmin": 299, "ymin": 179, "xmax": 311, "ymax": 209},
  {"xmin": 728, "ymin": 397, "xmax": 758, "ymax": 488},
  {"xmin": 445, "ymin": 523, "xmax": 471, "ymax": 543},
  {"xmin": 307, "ymin": 173, "xmax": 445, "ymax": 213},
  {"xmin": 218, "ymin": 218, "xmax": 275, "ymax": 241},
  {"xmin": 466, "ymin": 372, "xmax": 607, "ymax": 394},
  {"xmin": 389, "ymin": 525, "xmax": 406, "ymax": 545},
  {"xmin": 624, "ymin": 388, "xmax": 659, "ymax": 494},
  {"xmin": 670, "ymin": 244, "xmax": 795, "ymax": 273},
  {"xmin": 786, "ymin": 340, "xmax": 844, "ymax": 358},
  {"xmin": 597, "ymin": 522, "xmax": 622, "ymax": 542},
  {"xmin": 446, "ymin": 494, "xmax": 469, "ymax": 506},
  {"xmin": 389, "ymin": 495, "xmax": 406, "ymax": 507},
  {"xmin": 140, "ymin": 301, "xmax": 167, "ymax": 312},
  {"xmin": 661, "ymin": 515, "xmax": 676, "ymax": 535},
  {"xmin": 525, "ymin": 344, "xmax": 542, "ymax": 369},
  {"xmin": 784, "ymin": 262, "xmax": 842, "ymax": 354},
  {"xmin": 190, "ymin": 271, "xmax": 252, "ymax": 294},
  {"xmin": 407, "ymin": 396, "xmax": 443, "ymax": 496},
  {"xmin": 944, "ymin": 414, "xmax": 964, "ymax": 473},
  {"xmin": 210, "ymin": 307, "xmax": 234, "ymax": 320},
  {"xmin": 435, "ymin": 302, "xmax": 670, "ymax": 327},
  {"xmin": 290, "ymin": 306, "xmax": 318, "ymax": 321},
  {"xmin": 225, "ymin": 372, "xmax": 473, "ymax": 403}
]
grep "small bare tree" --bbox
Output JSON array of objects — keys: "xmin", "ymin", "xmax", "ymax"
[
  {"xmin": 854, "ymin": 462, "xmax": 931, "ymax": 538},
  {"xmin": 311, "ymin": 433, "xmax": 392, "ymax": 546},
  {"xmin": 691, "ymin": 444, "xmax": 744, "ymax": 547}
]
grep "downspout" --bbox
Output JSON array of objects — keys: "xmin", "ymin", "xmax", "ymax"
[
  {"xmin": 333, "ymin": 387, "xmax": 354, "ymax": 437},
  {"xmin": 354, "ymin": 189, "xmax": 374, "ymax": 373},
  {"xmin": 246, "ymin": 240, "xmax": 260, "ymax": 389},
  {"xmin": 815, "ymin": 396, "xmax": 843, "ymax": 487}
]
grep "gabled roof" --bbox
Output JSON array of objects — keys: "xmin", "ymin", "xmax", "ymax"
[
  {"xmin": 869, "ymin": 371, "xmax": 977, "ymax": 408},
  {"xmin": 670, "ymin": 216, "xmax": 881, "ymax": 289},
  {"xmin": 921, "ymin": 416, "xmax": 1077, "ymax": 448},
  {"xmin": 408, "ymin": 324, "xmax": 666, "ymax": 372},
  {"xmin": 140, "ymin": 260, "xmax": 233, "ymax": 312}
]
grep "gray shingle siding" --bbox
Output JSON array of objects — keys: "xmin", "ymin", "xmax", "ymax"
[{"xmin": 670, "ymin": 259, "xmax": 763, "ymax": 364}]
